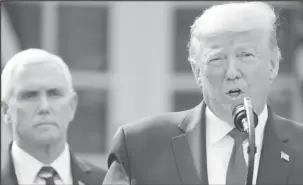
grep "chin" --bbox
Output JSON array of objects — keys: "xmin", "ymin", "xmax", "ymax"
[
  {"xmin": 219, "ymin": 103, "xmax": 233, "ymax": 112},
  {"xmin": 34, "ymin": 135, "xmax": 60, "ymax": 145}
]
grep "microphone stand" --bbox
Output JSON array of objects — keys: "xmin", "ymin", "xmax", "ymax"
[
  {"xmin": 243, "ymin": 97, "xmax": 256, "ymax": 185},
  {"xmin": 232, "ymin": 97, "xmax": 258, "ymax": 185}
]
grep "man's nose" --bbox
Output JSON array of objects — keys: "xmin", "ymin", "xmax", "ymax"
[
  {"xmin": 38, "ymin": 95, "xmax": 51, "ymax": 114},
  {"xmin": 225, "ymin": 58, "xmax": 242, "ymax": 81}
]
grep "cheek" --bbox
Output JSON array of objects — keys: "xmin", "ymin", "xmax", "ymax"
[
  {"xmin": 52, "ymin": 102, "xmax": 74, "ymax": 122},
  {"xmin": 244, "ymin": 63, "xmax": 270, "ymax": 93},
  {"xmin": 203, "ymin": 67, "xmax": 225, "ymax": 92},
  {"xmin": 9, "ymin": 107, "xmax": 33, "ymax": 135},
  {"xmin": 14, "ymin": 106, "xmax": 33, "ymax": 122}
]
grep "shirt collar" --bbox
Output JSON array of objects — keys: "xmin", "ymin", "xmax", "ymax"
[
  {"xmin": 255, "ymin": 104, "xmax": 268, "ymax": 149},
  {"xmin": 206, "ymin": 104, "xmax": 268, "ymax": 147},
  {"xmin": 12, "ymin": 142, "xmax": 43, "ymax": 184},
  {"xmin": 11, "ymin": 142, "xmax": 71, "ymax": 184},
  {"xmin": 206, "ymin": 106, "xmax": 233, "ymax": 145},
  {"xmin": 51, "ymin": 143, "xmax": 71, "ymax": 184}
]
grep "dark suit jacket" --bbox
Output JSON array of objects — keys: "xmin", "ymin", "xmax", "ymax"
[
  {"xmin": 1, "ymin": 143, "xmax": 107, "ymax": 185},
  {"xmin": 103, "ymin": 101, "xmax": 303, "ymax": 185}
]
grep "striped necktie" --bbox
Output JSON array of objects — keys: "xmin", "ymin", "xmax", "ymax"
[{"xmin": 37, "ymin": 166, "xmax": 57, "ymax": 185}]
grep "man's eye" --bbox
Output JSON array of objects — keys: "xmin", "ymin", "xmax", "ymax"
[
  {"xmin": 210, "ymin": 58, "xmax": 221, "ymax": 62},
  {"xmin": 48, "ymin": 89, "xmax": 63, "ymax": 97},
  {"xmin": 240, "ymin": 52, "xmax": 254, "ymax": 57},
  {"xmin": 208, "ymin": 57, "xmax": 223, "ymax": 66},
  {"xmin": 20, "ymin": 91, "xmax": 38, "ymax": 99}
]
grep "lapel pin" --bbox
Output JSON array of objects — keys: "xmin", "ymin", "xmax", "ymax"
[
  {"xmin": 281, "ymin": 151, "xmax": 289, "ymax": 161},
  {"xmin": 78, "ymin": 181, "xmax": 85, "ymax": 185}
]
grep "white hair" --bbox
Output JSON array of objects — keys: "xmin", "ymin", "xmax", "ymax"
[
  {"xmin": 1, "ymin": 48, "xmax": 74, "ymax": 102},
  {"xmin": 188, "ymin": 1, "xmax": 282, "ymax": 64}
]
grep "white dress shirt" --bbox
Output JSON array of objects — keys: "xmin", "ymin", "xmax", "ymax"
[
  {"xmin": 206, "ymin": 105, "xmax": 268, "ymax": 185},
  {"xmin": 11, "ymin": 142, "xmax": 73, "ymax": 185}
]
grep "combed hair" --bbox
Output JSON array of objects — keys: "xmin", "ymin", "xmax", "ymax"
[
  {"xmin": 188, "ymin": 1, "xmax": 282, "ymax": 64},
  {"xmin": 1, "ymin": 48, "xmax": 74, "ymax": 102}
]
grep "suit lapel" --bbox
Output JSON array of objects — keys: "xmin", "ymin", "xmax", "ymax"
[
  {"xmin": 256, "ymin": 106, "xmax": 295, "ymax": 184},
  {"xmin": 70, "ymin": 152, "xmax": 92, "ymax": 185},
  {"xmin": 198, "ymin": 103, "xmax": 209, "ymax": 185},
  {"xmin": 171, "ymin": 102, "xmax": 208, "ymax": 185},
  {"xmin": 1, "ymin": 143, "xmax": 19, "ymax": 185},
  {"xmin": 171, "ymin": 103, "xmax": 296, "ymax": 185}
]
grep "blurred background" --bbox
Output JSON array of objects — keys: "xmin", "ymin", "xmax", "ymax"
[{"xmin": 1, "ymin": 1, "xmax": 303, "ymax": 169}]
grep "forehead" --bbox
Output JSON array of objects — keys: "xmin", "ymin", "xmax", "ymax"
[
  {"xmin": 13, "ymin": 62, "xmax": 69, "ymax": 91},
  {"xmin": 202, "ymin": 30, "xmax": 269, "ymax": 51}
]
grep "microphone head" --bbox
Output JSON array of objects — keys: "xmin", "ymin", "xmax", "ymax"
[{"xmin": 232, "ymin": 104, "xmax": 258, "ymax": 132}]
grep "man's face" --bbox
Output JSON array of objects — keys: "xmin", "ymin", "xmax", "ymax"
[
  {"xmin": 5, "ymin": 61, "xmax": 77, "ymax": 146},
  {"xmin": 194, "ymin": 30, "xmax": 279, "ymax": 121}
]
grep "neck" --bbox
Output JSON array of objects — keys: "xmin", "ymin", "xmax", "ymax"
[
  {"xmin": 15, "ymin": 138, "xmax": 66, "ymax": 164},
  {"xmin": 206, "ymin": 101, "xmax": 234, "ymax": 126}
]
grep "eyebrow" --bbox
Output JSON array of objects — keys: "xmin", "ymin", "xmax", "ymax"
[
  {"xmin": 208, "ymin": 44, "xmax": 222, "ymax": 49},
  {"xmin": 47, "ymin": 88, "xmax": 65, "ymax": 93},
  {"xmin": 17, "ymin": 85, "xmax": 66, "ymax": 93},
  {"xmin": 18, "ymin": 89, "xmax": 39, "ymax": 94},
  {"xmin": 17, "ymin": 90, "xmax": 39, "ymax": 99},
  {"xmin": 204, "ymin": 49, "xmax": 224, "ymax": 57}
]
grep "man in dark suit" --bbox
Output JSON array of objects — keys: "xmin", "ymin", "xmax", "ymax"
[
  {"xmin": 103, "ymin": 2, "xmax": 303, "ymax": 185},
  {"xmin": 1, "ymin": 48, "xmax": 106, "ymax": 185}
]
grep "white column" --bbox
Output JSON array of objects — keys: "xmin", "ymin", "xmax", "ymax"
[
  {"xmin": 107, "ymin": 2, "xmax": 173, "ymax": 150},
  {"xmin": 1, "ymin": 6, "xmax": 21, "ymax": 66},
  {"xmin": 41, "ymin": 2, "xmax": 58, "ymax": 53}
]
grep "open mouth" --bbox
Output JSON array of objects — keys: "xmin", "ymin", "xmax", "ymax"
[{"xmin": 225, "ymin": 88, "xmax": 244, "ymax": 99}]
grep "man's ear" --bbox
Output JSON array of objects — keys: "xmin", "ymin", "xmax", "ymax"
[
  {"xmin": 1, "ymin": 101, "xmax": 11, "ymax": 125},
  {"xmin": 190, "ymin": 62, "xmax": 203, "ymax": 88},
  {"xmin": 269, "ymin": 59, "xmax": 279, "ymax": 82},
  {"xmin": 68, "ymin": 92, "xmax": 78, "ymax": 121}
]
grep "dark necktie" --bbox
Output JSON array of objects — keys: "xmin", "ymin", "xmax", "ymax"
[
  {"xmin": 37, "ymin": 166, "xmax": 57, "ymax": 185},
  {"xmin": 226, "ymin": 128, "xmax": 248, "ymax": 185}
]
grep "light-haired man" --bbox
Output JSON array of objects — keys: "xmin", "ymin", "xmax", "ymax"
[
  {"xmin": 103, "ymin": 2, "xmax": 303, "ymax": 185},
  {"xmin": 1, "ymin": 48, "xmax": 106, "ymax": 185}
]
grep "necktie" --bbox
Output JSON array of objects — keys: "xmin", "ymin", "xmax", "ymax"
[
  {"xmin": 226, "ymin": 128, "xmax": 248, "ymax": 185},
  {"xmin": 37, "ymin": 166, "xmax": 57, "ymax": 185}
]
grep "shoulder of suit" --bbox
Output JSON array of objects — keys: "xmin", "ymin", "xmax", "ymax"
[
  {"xmin": 108, "ymin": 109, "xmax": 193, "ymax": 169},
  {"xmin": 275, "ymin": 115, "xmax": 303, "ymax": 133},
  {"xmin": 118, "ymin": 109, "xmax": 190, "ymax": 137},
  {"xmin": 274, "ymin": 115, "xmax": 303, "ymax": 151},
  {"xmin": 73, "ymin": 154, "xmax": 107, "ymax": 174}
]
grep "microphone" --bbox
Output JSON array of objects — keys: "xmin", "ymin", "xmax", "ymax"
[
  {"xmin": 232, "ymin": 98, "xmax": 258, "ymax": 132},
  {"xmin": 232, "ymin": 97, "xmax": 258, "ymax": 185}
]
